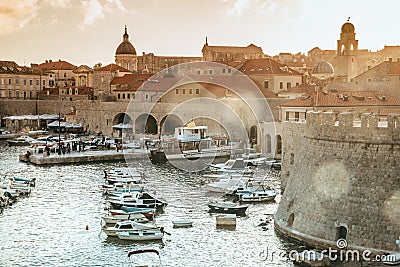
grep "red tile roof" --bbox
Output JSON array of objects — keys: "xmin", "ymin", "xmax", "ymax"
[
  {"xmin": 34, "ymin": 60, "xmax": 76, "ymax": 71},
  {"xmin": 280, "ymin": 90, "xmax": 400, "ymax": 107},
  {"xmin": 40, "ymin": 88, "xmax": 59, "ymax": 96},
  {"xmin": 223, "ymin": 58, "xmax": 302, "ymax": 76},
  {"xmin": 95, "ymin": 63, "xmax": 131, "ymax": 73},
  {"xmin": 111, "ymin": 73, "xmax": 154, "ymax": 91},
  {"xmin": 278, "ymin": 83, "xmax": 318, "ymax": 95}
]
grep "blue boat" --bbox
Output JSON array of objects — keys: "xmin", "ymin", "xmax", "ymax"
[{"xmin": 12, "ymin": 176, "xmax": 36, "ymax": 187}]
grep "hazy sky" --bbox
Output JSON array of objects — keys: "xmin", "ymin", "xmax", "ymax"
[{"xmin": 0, "ymin": 0, "xmax": 399, "ymax": 67}]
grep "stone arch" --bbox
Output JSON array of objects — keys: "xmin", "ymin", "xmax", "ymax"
[
  {"xmin": 113, "ymin": 113, "xmax": 132, "ymax": 125},
  {"xmin": 276, "ymin": 134, "xmax": 282, "ymax": 155},
  {"xmin": 160, "ymin": 114, "xmax": 183, "ymax": 136},
  {"xmin": 287, "ymin": 213, "xmax": 295, "ymax": 227},
  {"xmin": 135, "ymin": 113, "xmax": 158, "ymax": 134},
  {"xmin": 249, "ymin": 125, "xmax": 257, "ymax": 147},
  {"xmin": 112, "ymin": 113, "xmax": 132, "ymax": 138},
  {"xmin": 265, "ymin": 133, "xmax": 272, "ymax": 154}
]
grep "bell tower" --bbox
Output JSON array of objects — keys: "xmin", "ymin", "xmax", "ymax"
[{"xmin": 336, "ymin": 18, "xmax": 358, "ymax": 81}]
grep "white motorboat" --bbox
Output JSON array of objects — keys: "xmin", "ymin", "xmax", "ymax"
[
  {"xmin": 172, "ymin": 219, "xmax": 193, "ymax": 228},
  {"xmin": 102, "ymin": 220, "xmax": 159, "ymax": 237},
  {"xmin": 102, "ymin": 213, "xmax": 149, "ymax": 224},
  {"xmin": 108, "ymin": 191, "xmax": 167, "ymax": 210},
  {"xmin": 237, "ymin": 188, "xmax": 277, "ymax": 202},
  {"xmin": 6, "ymin": 135, "xmax": 36, "ymax": 146},
  {"xmin": 116, "ymin": 228, "xmax": 164, "ymax": 241},
  {"xmin": 209, "ymin": 158, "xmax": 253, "ymax": 174},
  {"xmin": 205, "ymin": 176, "xmax": 250, "ymax": 194}
]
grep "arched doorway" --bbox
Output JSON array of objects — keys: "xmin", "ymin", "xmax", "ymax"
[
  {"xmin": 287, "ymin": 213, "xmax": 295, "ymax": 227},
  {"xmin": 112, "ymin": 113, "xmax": 132, "ymax": 138},
  {"xmin": 135, "ymin": 114, "xmax": 158, "ymax": 134},
  {"xmin": 265, "ymin": 134, "xmax": 272, "ymax": 154},
  {"xmin": 249, "ymin": 125, "xmax": 257, "ymax": 147},
  {"xmin": 336, "ymin": 226, "xmax": 347, "ymax": 241},
  {"xmin": 276, "ymin": 134, "xmax": 282, "ymax": 155},
  {"xmin": 160, "ymin": 114, "xmax": 183, "ymax": 136}
]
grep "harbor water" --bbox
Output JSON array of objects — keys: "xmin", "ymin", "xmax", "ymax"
[{"xmin": 0, "ymin": 142, "xmax": 384, "ymax": 267}]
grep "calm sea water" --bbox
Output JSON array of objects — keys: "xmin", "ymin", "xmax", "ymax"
[{"xmin": 0, "ymin": 142, "xmax": 383, "ymax": 267}]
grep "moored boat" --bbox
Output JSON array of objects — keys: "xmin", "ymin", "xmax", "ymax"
[
  {"xmin": 172, "ymin": 219, "xmax": 193, "ymax": 228},
  {"xmin": 102, "ymin": 220, "xmax": 159, "ymax": 237},
  {"xmin": 7, "ymin": 136, "xmax": 36, "ymax": 146},
  {"xmin": 208, "ymin": 202, "xmax": 248, "ymax": 215},
  {"xmin": 102, "ymin": 213, "xmax": 149, "ymax": 224},
  {"xmin": 236, "ymin": 185, "xmax": 278, "ymax": 203},
  {"xmin": 116, "ymin": 228, "xmax": 164, "ymax": 241}
]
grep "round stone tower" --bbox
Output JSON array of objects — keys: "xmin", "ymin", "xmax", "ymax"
[
  {"xmin": 275, "ymin": 111, "xmax": 400, "ymax": 253},
  {"xmin": 115, "ymin": 26, "xmax": 138, "ymax": 72}
]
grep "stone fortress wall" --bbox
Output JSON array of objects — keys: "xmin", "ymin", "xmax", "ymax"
[{"xmin": 275, "ymin": 111, "xmax": 400, "ymax": 253}]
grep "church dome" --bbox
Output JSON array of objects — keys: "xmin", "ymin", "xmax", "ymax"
[
  {"xmin": 115, "ymin": 26, "xmax": 137, "ymax": 55},
  {"xmin": 312, "ymin": 61, "xmax": 334, "ymax": 75},
  {"xmin": 341, "ymin": 22, "xmax": 355, "ymax": 33}
]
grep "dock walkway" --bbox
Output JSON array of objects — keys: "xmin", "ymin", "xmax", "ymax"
[{"xmin": 19, "ymin": 149, "xmax": 150, "ymax": 165}]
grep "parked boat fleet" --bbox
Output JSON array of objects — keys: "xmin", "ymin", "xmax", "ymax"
[
  {"xmin": 100, "ymin": 167, "xmax": 169, "ymax": 241},
  {"xmin": 99, "ymin": 157, "xmax": 280, "ymax": 243},
  {"xmin": 0, "ymin": 173, "xmax": 36, "ymax": 215}
]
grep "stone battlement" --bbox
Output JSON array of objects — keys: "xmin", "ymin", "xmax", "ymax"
[
  {"xmin": 276, "ymin": 110, "xmax": 400, "ymax": 253},
  {"xmin": 290, "ymin": 111, "xmax": 400, "ymax": 144}
]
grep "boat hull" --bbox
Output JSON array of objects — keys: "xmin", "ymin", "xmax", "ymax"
[
  {"xmin": 117, "ymin": 231, "xmax": 163, "ymax": 241},
  {"xmin": 208, "ymin": 203, "xmax": 248, "ymax": 215}
]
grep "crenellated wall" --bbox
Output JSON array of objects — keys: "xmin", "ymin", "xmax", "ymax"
[{"xmin": 276, "ymin": 111, "xmax": 400, "ymax": 253}]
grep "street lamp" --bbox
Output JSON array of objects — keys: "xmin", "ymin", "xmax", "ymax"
[{"xmin": 58, "ymin": 112, "xmax": 61, "ymax": 155}]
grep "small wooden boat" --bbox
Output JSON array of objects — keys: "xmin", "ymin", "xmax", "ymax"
[
  {"xmin": 172, "ymin": 219, "xmax": 193, "ymax": 228},
  {"xmin": 208, "ymin": 202, "xmax": 248, "ymax": 215},
  {"xmin": 117, "ymin": 228, "xmax": 164, "ymax": 241}
]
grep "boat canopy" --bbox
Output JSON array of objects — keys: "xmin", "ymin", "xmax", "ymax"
[
  {"xmin": 47, "ymin": 121, "xmax": 82, "ymax": 128},
  {"xmin": 3, "ymin": 114, "xmax": 59, "ymax": 120},
  {"xmin": 112, "ymin": 123, "xmax": 133, "ymax": 129}
]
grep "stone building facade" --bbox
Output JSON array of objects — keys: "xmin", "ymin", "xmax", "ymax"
[
  {"xmin": 202, "ymin": 39, "xmax": 265, "ymax": 62},
  {"xmin": 275, "ymin": 111, "xmax": 400, "ymax": 253},
  {"xmin": 0, "ymin": 61, "xmax": 49, "ymax": 100}
]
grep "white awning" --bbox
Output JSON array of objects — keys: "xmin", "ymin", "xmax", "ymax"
[{"xmin": 112, "ymin": 123, "xmax": 133, "ymax": 129}]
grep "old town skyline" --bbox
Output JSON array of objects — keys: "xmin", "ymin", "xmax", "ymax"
[{"xmin": 1, "ymin": 0, "xmax": 400, "ymax": 67}]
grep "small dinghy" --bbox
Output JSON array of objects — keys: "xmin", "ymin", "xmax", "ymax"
[
  {"xmin": 117, "ymin": 228, "xmax": 165, "ymax": 241},
  {"xmin": 208, "ymin": 202, "xmax": 248, "ymax": 215},
  {"xmin": 172, "ymin": 219, "xmax": 193, "ymax": 228}
]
